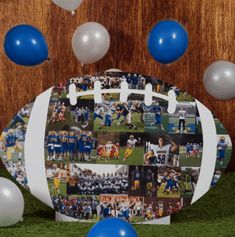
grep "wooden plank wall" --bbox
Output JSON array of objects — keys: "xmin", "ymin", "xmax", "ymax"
[{"xmin": 0, "ymin": 0, "xmax": 234, "ymax": 170}]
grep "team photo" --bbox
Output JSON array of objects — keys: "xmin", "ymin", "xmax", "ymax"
[
  {"xmin": 67, "ymin": 164, "xmax": 129, "ymax": 195},
  {"xmin": 45, "ymin": 130, "xmax": 97, "ymax": 162}
]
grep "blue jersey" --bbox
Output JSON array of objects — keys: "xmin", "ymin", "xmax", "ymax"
[
  {"xmin": 53, "ymin": 135, "xmax": 61, "ymax": 145},
  {"xmin": 166, "ymin": 178, "xmax": 174, "ymax": 188},
  {"xmin": 152, "ymin": 105, "xmax": 161, "ymax": 115},
  {"xmin": 48, "ymin": 135, "xmax": 55, "ymax": 144},
  {"xmin": 5, "ymin": 135, "xmax": 17, "ymax": 147},
  {"xmin": 61, "ymin": 135, "xmax": 68, "ymax": 145},
  {"xmin": 68, "ymin": 136, "xmax": 77, "ymax": 145}
]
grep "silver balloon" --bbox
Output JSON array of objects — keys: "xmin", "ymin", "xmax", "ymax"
[
  {"xmin": 203, "ymin": 60, "xmax": 235, "ymax": 100},
  {"xmin": 0, "ymin": 178, "xmax": 24, "ymax": 227},
  {"xmin": 72, "ymin": 22, "xmax": 110, "ymax": 64},
  {"xmin": 105, "ymin": 68, "xmax": 123, "ymax": 73},
  {"xmin": 51, "ymin": 0, "xmax": 83, "ymax": 12}
]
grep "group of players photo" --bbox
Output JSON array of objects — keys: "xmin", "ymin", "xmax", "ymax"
[{"xmin": 51, "ymin": 194, "xmax": 188, "ymax": 223}]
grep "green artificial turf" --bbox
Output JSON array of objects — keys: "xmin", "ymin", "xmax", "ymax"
[
  {"xmin": 94, "ymin": 112, "xmax": 144, "ymax": 133},
  {"xmin": 1, "ymin": 168, "xmax": 235, "ymax": 237}
]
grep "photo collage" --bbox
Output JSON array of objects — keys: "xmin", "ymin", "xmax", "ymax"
[
  {"xmin": 0, "ymin": 71, "xmax": 231, "ymax": 224},
  {"xmin": 44, "ymin": 72, "xmax": 231, "ymax": 223}
]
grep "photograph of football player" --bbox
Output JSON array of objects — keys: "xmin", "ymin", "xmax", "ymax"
[
  {"xmin": 157, "ymin": 167, "xmax": 181, "ymax": 198},
  {"xmin": 144, "ymin": 100, "xmax": 168, "ymax": 132},
  {"xmin": 144, "ymin": 134, "xmax": 178, "ymax": 166},
  {"xmin": 47, "ymin": 98, "xmax": 94, "ymax": 131},
  {"xmin": 96, "ymin": 132, "xmax": 120, "ymax": 163},
  {"xmin": 1, "ymin": 128, "xmax": 23, "ymax": 161},
  {"xmin": 67, "ymin": 164, "xmax": 129, "ymax": 196},
  {"xmin": 178, "ymin": 135, "xmax": 203, "ymax": 167},
  {"xmin": 9, "ymin": 105, "xmax": 30, "ymax": 128},
  {"xmin": 217, "ymin": 136, "xmax": 228, "ymax": 166},
  {"xmin": 46, "ymin": 163, "xmax": 67, "ymax": 196},
  {"xmin": 215, "ymin": 135, "xmax": 232, "ymax": 169},
  {"xmin": 180, "ymin": 167, "xmax": 200, "ymax": 199},
  {"xmin": 45, "ymin": 130, "xmax": 97, "ymax": 162},
  {"xmin": 168, "ymin": 102, "xmax": 197, "ymax": 134},
  {"xmin": 123, "ymin": 135, "xmax": 141, "ymax": 161},
  {"xmin": 94, "ymin": 100, "xmax": 145, "ymax": 133},
  {"xmin": 48, "ymin": 102, "xmax": 67, "ymax": 124},
  {"xmin": 0, "ymin": 105, "xmax": 33, "ymax": 190},
  {"xmin": 128, "ymin": 165, "xmax": 158, "ymax": 197},
  {"xmin": 143, "ymin": 197, "xmax": 183, "ymax": 220},
  {"xmin": 211, "ymin": 170, "xmax": 222, "ymax": 188}
]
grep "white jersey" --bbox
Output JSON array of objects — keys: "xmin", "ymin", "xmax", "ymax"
[
  {"xmin": 151, "ymin": 144, "xmax": 171, "ymax": 166},
  {"xmin": 53, "ymin": 168, "xmax": 61, "ymax": 179},
  {"xmin": 20, "ymin": 108, "xmax": 29, "ymax": 117},
  {"xmin": 105, "ymin": 143, "xmax": 112, "ymax": 152},
  {"xmin": 178, "ymin": 110, "xmax": 186, "ymax": 120},
  {"xmin": 95, "ymin": 107, "xmax": 104, "ymax": 115},
  {"xmin": 127, "ymin": 139, "xmax": 138, "ymax": 149}
]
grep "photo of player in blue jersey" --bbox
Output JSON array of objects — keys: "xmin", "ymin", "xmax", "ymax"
[
  {"xmin": 45, "ymin": 130, "xmax": 97, "ymax": 162},
  {"xmin": 216, "ymin": 135, "xmax": 232, "ymax": 169},
  {"xmin": 144, "ymin": 100, "xmax": 169, "ymax": 132}
]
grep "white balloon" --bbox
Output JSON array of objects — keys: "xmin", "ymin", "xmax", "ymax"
[
  {"xmin": 105, "ymin": 68, "xmax": 123, "ymax": 73},
  {"xmin": 72, "ymin": 22, "xmax": 110, "ymax": 64},
  {"xmin": 203, "ymin": 61, "xmax": 235, "ymax": 100},
  {"xmin": 0, "ymin": 178, "xmax": 24, "ymax": 227},
  {"xmin": 51, "ymin": 0, "xmax": 83, "ymax": 12}
]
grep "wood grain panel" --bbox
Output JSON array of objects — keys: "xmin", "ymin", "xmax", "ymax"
[{"xmin": 0, "ymin": 0, "xmax": 234, "ymax": 170}]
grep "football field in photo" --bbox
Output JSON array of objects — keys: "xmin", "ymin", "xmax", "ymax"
[
  {"xmin": 96, "ymin": 147, "xmax": 144, "ymax": 165},
  {"xmin": 214, "ymin": 118, "xmax": 228, "ymax": 134},
  {"xmin": 144, "ymin": 112, "xmax": 169, "ymax": 133},
  {"xmin": 179, "ymin": 148, "xmax": 202, "ymax": 167},
  {"xmin": 180, "ymin": 181, "xmax": 194, "ymax": 198},
  {"xmin": 94, "ymin": 112, "xmax": 144, "ymax": 133},
  {"xmin": 44, "ymin": 149, "xmax": 97, "ymax": 163},
  {"xmin": 168, "ymin": 117, "xmax": 196, "ymax": 134},
  {"xmin": 48, "ymin": 180, "xmax": 67, "ymax": 196},
  {"xmin": 0, "ymin": 145, "xmax": 25, "ymax": 163},
  {"xmin": 47, "ymin": 107, "xmax": 94, "ymax": 132},
  {"xmin": 215, "ymin": 148, "xmax": 232, "ymax": 169},
  {"xmin": 157, "ymin": 183, "xmax": 180, "ymax": 199}
]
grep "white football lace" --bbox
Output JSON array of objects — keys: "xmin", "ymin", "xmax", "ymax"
[{"xmin": 67, "ymin": 81, "xmax": 177, "ymax": 114}]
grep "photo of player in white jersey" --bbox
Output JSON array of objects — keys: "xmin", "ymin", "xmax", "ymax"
[
  {"xmin": 168, "ymin": 102, "xmax": 197, "ymax": 134},
  {"xmin": 46, "ymin": 163, "xmax": 67, "ymax": 195},
  {"xmin": 123, "ymin": 135, "xmax": 141, "ymax": 161},
  {"xmin": 94, "ymin": 100, "xmax": 144, "ymax": 133},
  {"xmin": 144, "ymin": 134, "xmax": 178, "ymax": 166}
]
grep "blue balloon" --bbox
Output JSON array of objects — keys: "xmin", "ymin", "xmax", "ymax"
[
  {"xmin": 148, "ymin": 20, "xmax": 188, "ymax": 64},
  {"xmin": 4, "ymin": 25, "xmax": 48, "ymax": 66},
  {"xmin": 87, "ymin": 218, "xmax": 138, "ymax": 237}
]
